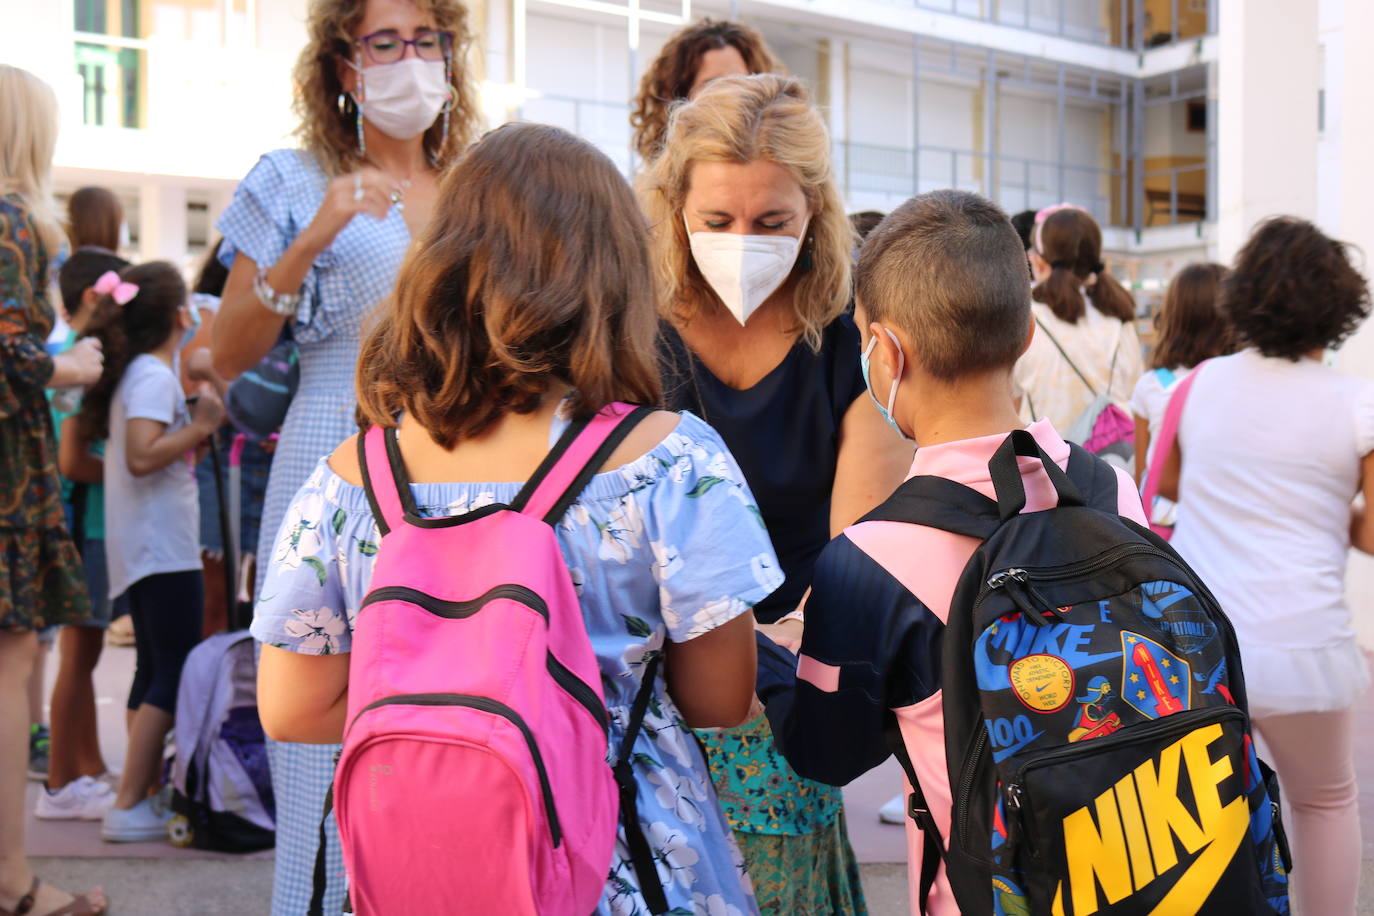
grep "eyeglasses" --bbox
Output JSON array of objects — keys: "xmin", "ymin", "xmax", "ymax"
[{"xmin": 354, "ymin": 29, "xmax": 453, "ymax": 65}]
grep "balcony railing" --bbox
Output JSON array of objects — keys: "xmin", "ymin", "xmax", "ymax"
[{"xmin": 902, "ymin": 0, "xmax": 1214, "ymax": 50}]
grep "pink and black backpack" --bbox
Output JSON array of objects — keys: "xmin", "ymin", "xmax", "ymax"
[{"xmin": 307, "ymin": 404, "xmax": 671, "ymax": 915}]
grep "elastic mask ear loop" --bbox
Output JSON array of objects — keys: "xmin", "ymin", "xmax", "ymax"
[{"xmin": 883, "ymin": 327, "xmax": 904, "ymax": 418}]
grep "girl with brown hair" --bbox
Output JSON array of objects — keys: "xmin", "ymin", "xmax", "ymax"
[
  {"xmin": 208, "ymin": 0, "xmax": 480, "ymax": 911},
  {"xmin": 1013, "ymin": 204, "xmax": 1144, "ymax": 439},
  {"xmin": 630, "ymin": 18, "xmax": 781, "ymax": 162},
  {"xmin": 642, "ymin": 73, "xmax": 910, "ymax": 915},
  {"xmin": 254, "ymin": 122, "xmax": 771, "ymax": 914},
  {"xmin": 64, "ymin": 187, "xmax": 124, "ymax": 253},
  {"xmin": 1129, "ymin": 261, "xmax": 1231, "ymax": 488}
]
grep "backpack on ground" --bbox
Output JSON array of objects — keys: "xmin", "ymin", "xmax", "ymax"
[
  {"xmin": 168, "ymin": 630, "xmax": 275, "ymax": 853},
  {"xmin": 1030, "ymin": 316, "xmax": 1134, "ymax": 471},
  {"xmin": 868, "ymin": 430, "xmax": 1290, "ymax": 916},
  {"xmin": 308, "ymin": 404, "xmax": 669, "ymax": 916}
]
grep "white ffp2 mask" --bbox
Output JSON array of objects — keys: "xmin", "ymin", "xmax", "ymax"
[
  {"xmin": 354, "ymin": 58, "xmax": 449, "ymax": 140},
  {"xmin": 685, "ymin": 214, "xmax": 807, "ymax": 325}
]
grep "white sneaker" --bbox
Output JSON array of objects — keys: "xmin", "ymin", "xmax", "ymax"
[
  {"xmin": 101, "ymin": 794, "xmax": 172, "ymax": 843},
  {"xmin": 35, "ymin": 776, "xmax": 115, "ymax": 820},
  {"xmin": 879, "ymin": 792, "xmax": 908, "ymax": 825}
]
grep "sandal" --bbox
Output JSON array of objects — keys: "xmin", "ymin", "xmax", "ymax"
[{"xmin": 0, "ymin": 879, "xmax": 107, "ymax": 916}]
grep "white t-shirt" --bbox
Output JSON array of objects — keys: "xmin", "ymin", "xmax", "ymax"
[
  {"xmin": 1013, "ymin": 301, "xmax": 1144, "ymax": 434},
  {"xmin": 1170, "ymin": 349, "xmax": 1374, "ymax": 717},
  {"xmin": 104, "ymin": 353, "xmax": 201, "ymax": 599},
  {"xmin": 1128, "ymin": 365, "xmax": 1194, "ymax": 444}
]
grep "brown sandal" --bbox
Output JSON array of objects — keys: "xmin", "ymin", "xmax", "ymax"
[{"xmin": 0, "ymin": 879, "xmax": 107, "ymax": 916}]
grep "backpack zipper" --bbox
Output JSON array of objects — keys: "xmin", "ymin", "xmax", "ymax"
[
  {"xmin": 955, "ymin": 727, "xmax": 989, "ymax": 849},
  {"xmin": 361, "ymin": 585, "xmax": 611, "ymax": 733},
  {"xmin": 348, "ymin": 692, "xmax": 564, "ymax": 847}
]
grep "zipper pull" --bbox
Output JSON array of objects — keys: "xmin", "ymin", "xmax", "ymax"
[
  {"xmin": 988, "ymin": 569, "xmax": 1050, "ymax": 627},
  {"xmin": 1003, "ymin": 783, "xmax": 1024, "ymax": 849}
]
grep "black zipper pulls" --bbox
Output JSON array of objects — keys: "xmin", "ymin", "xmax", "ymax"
[
  {"xmin": 986, "ymin": 569, "xmax": 1063, "ymax": 626},
  {"xmin": 1002, "ymin": 782, "xmax": 1024, "ymax": 850}
]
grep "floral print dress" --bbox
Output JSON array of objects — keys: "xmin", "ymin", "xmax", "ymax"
[
  {"xmin": 252, "ymin": 411, "xmax": 783, "ymax": 915},
  {"xmin": 0, "ymin": 195, "xmax": 89, "ymax": 631}
]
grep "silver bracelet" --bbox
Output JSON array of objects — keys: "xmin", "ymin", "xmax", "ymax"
[{"xmin": 253, "ymin": 266, "xmax": 301, "ymax": 317}]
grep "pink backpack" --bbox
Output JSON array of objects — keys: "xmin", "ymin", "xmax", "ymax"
[{"xmin": 307, "ymin": 404, "xmax": 668, "ymax": 915}]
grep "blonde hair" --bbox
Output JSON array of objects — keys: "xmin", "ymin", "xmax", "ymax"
[
  {"xmin": 293, "ymin": 0, "xmax": 480, "ymax": 177},
  {"xmin": 637, "ymin": 74, "xmax": 852, "ymax": 351},
  {"xmin": 0, "ymin": 65, "xmax": 63, "ymax": 251}
]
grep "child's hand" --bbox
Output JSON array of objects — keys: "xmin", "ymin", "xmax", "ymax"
[
  {"xmin": 756, "ymin": 618, "xmax": 803, "ymax": 654},
  {"xmin": 191, "ymin": 382, "xmax": 226, "ymax": 431}
]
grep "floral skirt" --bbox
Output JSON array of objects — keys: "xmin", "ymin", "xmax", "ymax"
[
  {"xmin": 0, "ymin": 525, "xmax": 90, "ymax": 631},
  {"xmin": 698, "ymin": 713, "xmax": 867, "ymax": 916}
]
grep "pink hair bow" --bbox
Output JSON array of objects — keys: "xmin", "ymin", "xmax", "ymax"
[
  {"xmin": 1032, "ymin": 202, "xmax": 1087, "ymax": 253},
  {"xmin": 93, "ymin": 270, "xmax": 139, "ymax": 306}
]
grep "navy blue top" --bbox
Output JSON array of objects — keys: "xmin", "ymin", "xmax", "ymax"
[{"xmin": 660, "ymin": 315, "xmax": 867, "ymax": 623}]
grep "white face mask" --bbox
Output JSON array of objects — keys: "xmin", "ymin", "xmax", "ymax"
[
  {"xmin": 684, "ymin": 214, "xmax": 808, "ymax": 325},
  {"xmin": 353, "ymin": 57, "xmax": 449, "ymax": 140}
]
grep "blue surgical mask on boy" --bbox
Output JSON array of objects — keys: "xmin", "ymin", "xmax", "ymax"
[
  {"xmin": 179, "ymin": 301, "xmax": 202, "ymax": 351},
  {"xmin": 861, "ymin": 328, "xmax": 910, "ymax": 441}
]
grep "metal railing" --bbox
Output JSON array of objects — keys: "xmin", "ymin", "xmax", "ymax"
[
  {"xmin": 835, "ymin": 139, "xmax": 1121, "ymax": 226},
  {"xmin": 903, "ymin": 0, "xmax": 1212, "ymax": 50},
  {"xmin": 1141, "ymin": 162, "xmax": 1208, "ymax": 226}
]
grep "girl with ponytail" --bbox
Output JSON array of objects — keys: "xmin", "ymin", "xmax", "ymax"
[
  {"xmin": 76, "ymin": 261, "xmax": 227, "ymax": 844},
  {"xmin": 1012, "ymin": 204, "xmax": 1144, "ymax": 445}
]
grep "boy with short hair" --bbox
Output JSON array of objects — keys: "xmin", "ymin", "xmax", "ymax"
[{"xmin": 766, "ymin": 190, "xmax": 1146, "ymax": 914}]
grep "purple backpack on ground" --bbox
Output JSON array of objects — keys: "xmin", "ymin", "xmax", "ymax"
[
  {"xmin": 168, "ymin": 631, "xmax": 275, "ymax": 853},
  {"xmin": 308, "ymin": 404, "xmax": 672, "ymax": 916}
]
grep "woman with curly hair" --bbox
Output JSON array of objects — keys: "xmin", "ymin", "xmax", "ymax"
[
  {"xmin": 208, "ymin": 0, "xmax": 479, "ymax": 911},
  {"xmin": 630, "ymin": 18, "xmax": 781, "ymax": 163},
  {"xmin": 641, "ymin": 74, "xmax": 911, "ymax": 915},
  {"xmin": 1159, "ymin": 217, "xmax": 1374, "ymax": 916}
]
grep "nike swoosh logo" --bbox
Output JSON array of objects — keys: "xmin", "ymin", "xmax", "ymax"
[{"xmin": 1035, "ymin": 683, "xmax": 1050, "ymax": 692}]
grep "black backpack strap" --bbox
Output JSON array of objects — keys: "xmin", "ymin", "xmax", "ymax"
[
  {"xmin": 860, "ymin": 476, "xmax": 1001, "ymax": 541},
  {"xmin": 1064, "ymin": 442, "xmax": 1126, "ymax": 514},
  {"xmin": 614, "ymin": 651, "xmax": 670, "ymax": 914},
  {"xmin": 307, "ymin": 783, "xmax": 335, "ymax": 916},
  {"xmin": 886, "ymin": 716, "xmax": 943, "ymax": 915},
  {"xmin": 988, "ymin": 428, "xmax": 1086, "ymax": 520}
]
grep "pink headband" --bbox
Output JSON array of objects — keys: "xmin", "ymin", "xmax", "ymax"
[
  {"xmin": 93, "ymin": 270, "xmax": 139, "ymax": 306},
  {"xmin": 1032, "ymin": 202, "xmax": 1087, "ymax": 253}
]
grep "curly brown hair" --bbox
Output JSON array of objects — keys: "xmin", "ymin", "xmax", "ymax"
[
  {"xmin": 630, "ymin": 19, "xmax": 781, "ymax": 162},
  {"xmin": 356, "ymin": 123, "xmax": 662, "ymax": 448},
  {"xmin": 1221, "ymin": 216, "xmax": 1371, "ymax": 361},
  {"xmin": 293, "ymin": 0, "xmax": 480, "ymax": 177},
  {"xmin": 1151, "ymin": 262, "xmax": 1232, "ymax": 370}
]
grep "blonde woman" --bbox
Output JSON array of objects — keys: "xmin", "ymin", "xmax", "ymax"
[
  {"xmin": 0, "ymin": 65, "xmax": 108, "ymax": 916},
  {"xmin": 640, "ymin": 74, "xmax": 911, "ymax": 915},
  {"xmin": 208, "ymin": 0, "xmax": 479, "ymax": 911}
]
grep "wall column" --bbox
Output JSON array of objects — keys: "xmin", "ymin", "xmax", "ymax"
[
  {"xmin": 138, "ymin": 183, "xmax": 187, "ymax": 265},
  {"xmin": 1215, "ymin": 0, "xmax": 1319, "ymax": 261}
]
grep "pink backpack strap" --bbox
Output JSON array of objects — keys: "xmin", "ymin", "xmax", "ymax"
[
  {"xmin": 513, "ymin": 402, "xmax": 655, "ymax": 524},
  {"xmin": 359, "ymin": 425, "xmax": 406, "ymax": 537},
  {"xmin": 1140, "ymin": 361, "xmax": 1207, "ymax": 538}
]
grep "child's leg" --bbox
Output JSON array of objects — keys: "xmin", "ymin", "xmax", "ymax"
[
  {"xmin": 1252, "ymin": 707, "xmax": 1361, "ymax": 916},
  {"xmin": 46, "ymin": 625, "xmax": 106, "ymax": 788},
  {"xmin": 111, "ymin": 571, "xmax": 204, "ymax": 810}
]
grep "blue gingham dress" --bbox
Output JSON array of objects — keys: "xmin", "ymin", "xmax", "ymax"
[{"xmin": 218, "ymin": 148, "xmax": 410, "ymax": 915}]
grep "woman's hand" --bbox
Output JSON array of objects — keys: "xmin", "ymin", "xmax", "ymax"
[
  {"xmin": 49, "ymin": 337, "xmax": 103, "ymax": 388},
  {"xmin": 300, "ymin": 168, "xmax": 403, "ymax": 252}
]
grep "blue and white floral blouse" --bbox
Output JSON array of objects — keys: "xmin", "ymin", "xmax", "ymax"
[{"xmin": 253, "ymin": 411, "xmax": 783, "ymax": 916}]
